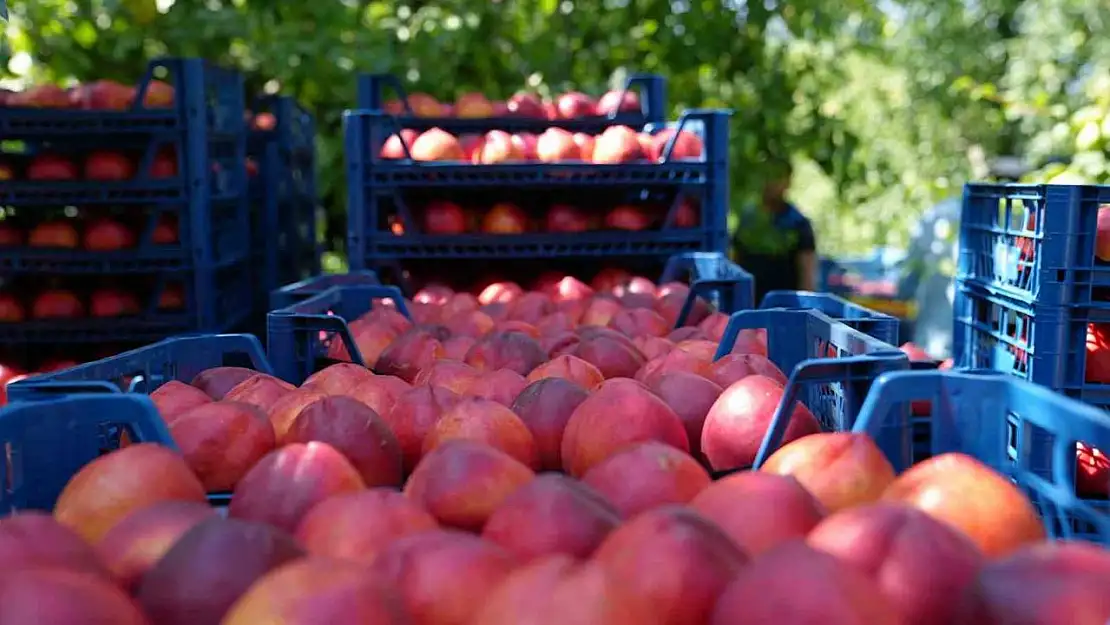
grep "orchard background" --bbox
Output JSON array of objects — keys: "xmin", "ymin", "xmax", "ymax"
[{"xmin": 2, "ymin": 0, "xmax": 1108, "ymax": 273}]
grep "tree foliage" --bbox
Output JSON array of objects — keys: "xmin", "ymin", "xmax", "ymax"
[{"xmin": 2, "ymin": 0, "xmax": 1108, "ymax": 260}]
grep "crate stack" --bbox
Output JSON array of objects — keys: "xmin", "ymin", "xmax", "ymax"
[
  {"xmin": 0, "ymin": 58, "xmax": 252, "ymax": 376},
  {"xmin": 246, "ymin": 95, "xmax": 321, "ymax": 328},
  {"xmin": 343, "ymin": 73, "xmax": 732, "ymax": 292}
]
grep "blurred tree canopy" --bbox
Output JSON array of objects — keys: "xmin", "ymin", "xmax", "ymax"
[{"xmin": 2, "ymin": 0, "xmax": 1108, "ymax": 261}]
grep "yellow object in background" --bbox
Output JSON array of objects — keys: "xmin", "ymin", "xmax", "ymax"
[
  {"xmin": 847, "ymin": 295, "xmax": 917, "ymax": 320},
  {"xmin": 123, "ymin": 0, "xmax": 158, "ymax": 25}
]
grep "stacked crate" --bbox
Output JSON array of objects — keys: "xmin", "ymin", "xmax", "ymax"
[{"xmin": 0, "ymin": 58, "xmax": 252, "ymax": 374}]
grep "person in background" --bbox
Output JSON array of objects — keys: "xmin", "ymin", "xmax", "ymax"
[{"xmin": 730, "ymin": 160, "xmax": 818, "ymax": 303}]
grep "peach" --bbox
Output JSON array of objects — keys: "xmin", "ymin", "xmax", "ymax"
[
  {"xmin": 657, "ymin": 292, "xmax": 711, "ymax": 328},
  {"xmin": 570, "ymin": 334, "xmax": 647, "ymax": 380},
  {"xmin": 364, "ymin": 305, "xmax": 414, "ymax": 333},
  {"xmin": 477, "ymin": 129, "xmax": 523, "ymax": 164},
  {"xmin": 536, "ymin": 127, "xmax": 582, "ymax": 162},
  {"xmin": 554, "ymin": 91, "xmax": 596, "ymax": 118},
  {"xmin": 328, "ymin": 323, "xmax": 400, "ymax": 366},
  {"xmin": 525, "ymin": 354, "xmax": 604, "ymax": 388},
  {"xmin": 301, "ymin": 362, "xmax": 375, "ymax": 395},
  {"xmin": 578, "ymin": 296, "xmax": 624, "ymax": 327},
  {"xmin": 561, "ymin": 378, "xmax": 689, "ymax": 477},
  {"xmin": 608, "ymin": 307, "xmax": 670, "ymax": 338},
  {"xmin": 709, "ymin": 542, "xmax": 904, "ymax": 625},
  {"xmin": 478, "ymin": 281, "xmax": 523, "ymax": 306},
  {"xmin": 647, "ymin": 372, "xmax": 723, "ymax": 460},
  {"xmin": 882, "ymin": 452, "xmax": 1046, "ymax": 558},
  {"xmin": 573, "ymin": 132, "xmax": 596, "ymax": 160},
  {"xmin": 283, "ymin": 396, "xmax": 403, "ymax": 488},
  {"xmin": 482, "ymin": 473, "xmax": 620, "ymax": 560},
  {"xmin": 464, "ymin": 330, "xmax": 547, "ymax": 375},
  {"xmin": 296, "ymin": 489, "xmax": 438, "ymax": 563},
  {"xmin": 647, "ymin": 128, "xmax": 704, "ymax": 161},
  {"xmin": 708, "ymin": 352, "xmax": 787, "ymax": 387},
  {"xmin": 701, "ymin": 375, "xmax": 821, "ymax": 472},
  {"xmin": 0, "ymin": 569, "xmax": 149, "ymax": 624},
  {"xmin": 595, "ymin": 89, "xmax": 641, "ymax": 116},
  {"xmin": 952, "ymin": 541, "xmax": 1110, "ymax": 624},
  {"xmin": 413, "ymin": 359, "xmax": 483, "ymax": 394},
  {"xmin": 222, "ymin": 558, "xmax": 409, "ymax": 624},
  {"xmin": 376, "ymin": 328, "xmax": 446, "ymax": 383},
  {"xmin": 506, "ymin": 91, "xmax": 546, "ymax": 118},
  {"xmin": 223, "ymin": 374, "xmax": 295, "ymax": 412},
  {"xmin": 674, "ymin": 339, "xmax": 718, "ymax": 361},
  {"xmin": 443, "ymin": 310, "xmax": 496, "ymax": 338},
  {"xmin": 697, "ymin": 312, "xmax": 731, "ymax": 342},
  {"xmin": 410, "ymin": 128, "xmax": 464, "ymax": 161},
  {"xmin": 472, "ymin": 556, "xmax": 653, "ymax": 625},
  {"xmin": 481, "ymin": 203, "xmax": 529, "ymax": 234},
  {"xmin": 0, "ymin": 511, "xmax": 113, "ymax": 579},
  {"xmin": 591, "ymin": 125, "xmax": 645, "ymax": 164},
  {"xmin": 228, "ymin": 442, "xmax": 366, "ymax": 533},
  {"xmin": 404, "ymin": 440, "xmax": 535, "ymax": 531},
  {"xmin": 371, "ymin": 529, "xmax": 519, "ymax": 625},
  {"xmin": 340, "ymin": 374, "xmax": 410, "ymax": 416},
  {"xmin": 507, "ymin": 292, "xmax": 555, "ymax": 324},
  {"xmin": 405, "ymin": 93, "xmax": 443, "ymax": 117},
  {"xmin": 594, "ymin": 505, "xmax": 749, "ymax": 625},
  {"xmin": 549, "ymin": 275, "xmax": 595, "ymax": 302},
  {"xmin": 455, "ymin": 92, "xmax": 495, "ymax": 118},
  {"xmin": 54, "ymin": 443, "xmax": 207, "ymax": 543},
  {"xmin": 605, "ymin": 205, "xmax": 653, "ymax": 231},
  {"xmin": 535, "ymin": 311, "xmax": 577, "ymax": 336},
  {"xmin": 96, "ymin": 501, "xmax": 216, "ymax": 591},
  {"xmin": 763, "ymin": 431, "xmax": 896, "ymax": 513},
  {"xmin": 137, "ymin": 518, "xmax": 305, "ymax": 625},
  {"xmin": 510, "ymin": 132, "xmax": 539, "ymax": 159},
  {"xmin": 169, "ymin": 401, "xmax": 277, "ymax": 492},
  {"xmin": 667, "ymin": 325, "xmax": 707, "ymax": 342},
  {"xmin": 442, "ymin": 335, "xmax": 477, "ymax": 361},
  {"xmin": 266, "ymin": 386, "xmax": 330, "ymax": 438},
  {"xmin": 582, "ymin": 441, "xmax": 711, "ymax": 517},
  {"xmin": 149, "ymin": 380, "xmax": 211, "ymax": 424},
  {"xmin": 511, "ymin": 378, "xmax": 590, "ymax": 471},
  {"xmin": 422, "ymin": 398, "xmax": 540, "ymax": 468},
  {"xmin": 636, "ymin": 349, "xmax": 713, "ymax": 387},
  {"xmin": 633, "ymin": 336, "xmax": 675, "ymax": 360},
  {"xmin": 496, "ymin": 319, "xmax": 541, "ymax": 339},
  {"xmin": 466, "ymin": 368, "xmax": 528, "ymax": 405},
  {"xmin": 190, "ymin": 366, "xmax": 259, "ymax": 400},
  {"xmin": 691, "ymin": 471, "xmax": 826, "ymax": 555},
  {"xmin": 380, "ymin": 129, "xmax": 419, "ymax": 159},
  {"xmin": 382, "ymin": 385, "xmax": 462, "ymax": 472},
  {"xmin": 808, "ymin": 503, "xmax": 985, "ymax": 625}
]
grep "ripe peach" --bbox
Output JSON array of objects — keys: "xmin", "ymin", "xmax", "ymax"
[
  {"xmin": 535, "ymin": 311, "xmax": 577, "ymax": 336},
  {"xmin": 96, "ymin": 501, "xmax": 216, "ymax": 591},
  {"xmin": 701, "ymin": 375, "xmax": 821, "ymax": 472},
  {"xmin": 404, "ymin": 441, "xmax": 535, "ymax": 531},
  {"xmin": 222, "ymin": 557, "xmax": 409, "ymax": 625},
  {"xmin": 223, "ymin": 374, "xmax": 295, "ymax": 412},
  {"xmin": 266, "ymin": 386, "xmax": 330, "ymax": 438},
  {"xmin": 633, "ymin": 336, "xmax": 675, "ymax": 360},
  {"xmin": 0, "ymin": 569, "xmax": 149, "ymax": 624},
  {"xmin": 190, "ymin": 366, "xmax": 258, "ymax": 400},
  {"xmin": 636, "ymin": 349, "xmax": 713, "ymax": 387},
  {"xmin": 466, "ymin": 368, "xmax": 528, "ymax": 405},
  {"xmin": 608, "ymin": 307, "xmax": 670, "ymax": 339},
  {"xmin": 327, "ymin": 323, "xmax": 398, "ymax": 367},
  {"xmin": 647, "ymin": 372, "xmax": 723, "ymax": 461},
  {"xmin": 169, "ymin": 401, "xmax": 277, "ymax": 492},
  {"xmin": 709, "ymin": 542, "xmax": 904, "ymax": 625},
  {"xmin": 342, "ymin": 374, "xmax": 410, "ymax": 416},
  {"xmin": 570, "ymin": 334, "xmax": 647, "ymax": 380},
  {"xmin": 536, "ymin": 127, "xmax": 582, "ymax": 162},
  {"xmin": 456, "ymin": 92, "xmax": 495, "ymax": 118},
  {"xmin": 283, "ymin": 396, "xmax": 404, "ymax": 488},
  {"xmin": 422, "ymin": 398, "xmax": 540, "ymax": 468},
  {"xmin": 596, "ymin": 89, "xmax": 641, "ymax": 116},
  {"xmin": 464, "ymin": 330, "xmax": 547, "ymax": 375},
  {"xmin": 482, "ymin": 473, "xmax": 620, "ymax": 560},
  {"xmin": 381, "ymin": 385, "xmax": 462, "ymax": 472},
  {"xmin": 591, "ymin": 125, "xmax": 645, "ymax": 163},
  {"xmin": 302, "ymin": 362, "xmax": 375, "ymax": 395},
  {"xmin": 708, "ymin": 352, "xmax": 787, "ymax": 387},
  {"xmin": 295, "ymin": 489, "xmax": 438, "ymax": 563},
  {"xmin": 443, "ymin": 310, "xmax": 496, "ymax": 338},
  {"xmin": 594, "ymin": 505, "xmax": 749, "ymax": 625},
  {"xmin": 137, "ymin": 518, "xmax": 305, "ymax": 625},
  {"xmin": 380, "ymin": 129, "xmax": 419, "ymax": 159},
  {"xmin": 228, "ymin": 442, "xmax": 366, "ymax": 533},
  {"xmin": 525, "ymin": 353, "xmax": 604, "ymax": 388},
  {"xmin": 561, "ymin": 378, "xmax": 689, "ymax": 477},
  {"xmin": 54, "ymin": 443, "xmax": 207, "ymax": 543},
  {"xmin": 410, "ymin": 128, "xmax": 464, "ymax": 161},
  {"xmin": 952, "ymin": 541, "xmax": 1110, "ymax": 625},
  {"xmin": 808, "ymin": 503, "xmax": 985, "ymax": 625},
  {"xmin": 442, "ymin": 335, "xmax": 477, "ymax": 361},
  {"xmin": 371, "ymin": 529, "xmax": 519, "ymax": 625},
  {"xmin": 478, "ymin": 281, "xmax": 523, "ymax": 306},
  {"xmin": 882, "ymin": 452, "xmax": 1046, "ymax": 558},
  {"xmin": 413, "ymin": 359, "xmax": 483, "ymax": 394},
  {"xmin": 656, "ymin": 292, "xmax": 711, "ymax": 328},
  {"xmin": 0, "ymin": 511, "xmax": 113, "ymax": 579},
  {"xmin": 763, "ymin": 431, "xmax": 896, "ymax": 512},
  {"xmin": 691, "ymin": 471, "xmax": 826, "ymax": 555},
  {"xmin": 376, "ymin": 329, "xmax": 446, "ymax": 383},
  {"xmin": 647, "ymin": 128, "xmax": 704, "ymax": 161},
  {"xmin": 582, "ymin": 441, "xmax": 710, "ymax": 517},
  {"xmin": 149, "ymin": 380, "xmax": 212, "ymax": 424},
  {"xmin": 511, "ymin": 378, "xmax": 590, "ymax": 471},
  {"xmin": 578, "ymin": 296, "xmax": 624, "ymax": 327}
]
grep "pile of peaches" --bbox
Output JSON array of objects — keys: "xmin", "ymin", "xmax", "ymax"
[
  {"xmin": 379, "ymin": 125, "xmax": 703, "ymax": 165},
  {"xmin": 0, "ymin": 79, "xmax": 174, "ymax": 111},
  {"xmin": 382, "ymin": 87, "xmax": 644, "ymax": 120},
  {"xmin": 0, "ymin": 284, "xmax": 185, "ymax": 324},
  {"xmin": 395, "ymin": 199, "xmax": 699, "ymax": 236},
  {"xmin": 5, "ymin": 269, "xmax": 1109, "ymax": 624}
]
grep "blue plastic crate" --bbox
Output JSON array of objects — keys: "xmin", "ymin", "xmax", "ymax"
[
  {"xmin": 853, "ymin": 370, "xmax": 1110, "ymax": 544},
  {"xmin": 953, "ymin": 281, "xmax": 1110, "ymax": 409},
  {"xmin": 267, "ymin": 252, "xmax": 752, "ymax": 384},
  {"xmin": 0, "ymin": 393, "xmax": 176, "ymax": 512},
  {"xmin": 760, "ymin": 290, "xmax": 900, "ymax": 346},
  {"xmin": 712, "ymin": 308, "xmax": 909, "ymax": 471},
  {"xmin": 957, "ymin": 183, "xmax": 1110, "ymax": 308},
  {"xmin": 269, "ymin": 270, "xmax": 382, "ymax": 311},
  {"xmin": 344, "ymin": 108, "xmax": 731, "ymax": 265},
  {"xmin": 356, "ymin": 73, "xmax": 668, "ymax": 133}
]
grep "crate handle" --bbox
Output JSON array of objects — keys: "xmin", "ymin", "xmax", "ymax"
[{"xmin": 4, "ymin": 380, "xmax": 122, "ymax": 399}]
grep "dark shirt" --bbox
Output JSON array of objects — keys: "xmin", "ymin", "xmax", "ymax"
[{"xmin": 731, "ymin": 203, "xmax": 816, "ymax": 304}]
